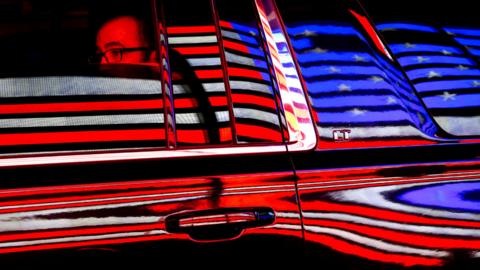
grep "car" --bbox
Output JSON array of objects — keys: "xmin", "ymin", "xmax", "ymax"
[{"xmin": 0, "ymin": 0, "xmax": 479, "ymax": 269}]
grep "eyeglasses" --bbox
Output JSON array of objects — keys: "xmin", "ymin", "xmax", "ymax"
[{"xmin": 90, "ymin": 47, "xmax": 151, "ymax": 63}]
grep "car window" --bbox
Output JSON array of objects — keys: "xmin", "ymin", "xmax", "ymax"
[
  {"xmin": 274, "ymin": 0, "xmax": 442, "ymax": 149},
  {"xmin": 0, "ymin": 0, "xmax": 166, "ymax": 155},
  {"xmin": 360, "ymin": 0, "xmax": 480, "ymax": 137},
  {"xmin": 0, "ymin": 0, "xmax": 287, "ymax": 156},
  {"xmin": 163, "ymin": 0, "xmax": 285, "ymax": 146}
]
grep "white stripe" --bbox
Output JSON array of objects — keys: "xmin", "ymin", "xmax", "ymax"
[
  {"xmin": 225, "ymin": 51, "xmax": 257, "ymax": 67},
  {"xmin": 303, "ymin": 212, "xmax": 480, "ymax": 237},
  {"xmin": 271, "ymin": 224, "xmax": 303, "ymax": 231},
  {"xmin": 329, "ymin": 179, "xmax": 480, "ymax": 221},
  {"xmin": 215, "ymin": 111, "xmax": 230, "ymax": 122},
  {"xmin": 472, "ymin": 251, "xmax": 480, "ymax": 258},
  {"xmin": 234, "ymin": 108, "xmax": 280, "ymax": 126},
  {"xmin": 187, "ymin": 58, "xmax": 221, "ymax": 67},
  {"xmin": 0, "ymin": 196, "xmax": 207, "ymax": 228},
  {"xmin": 0, "ymin": 230, "xmax": 167, "ymax": 248},
  {"xmin": 0, "ymin": 216, "xmax": 160, "ymax": 233},
  {"xmin": 304, "ymin": 225, "xmax": 449, "ymax": 258},
  {"xmin": 276, "ymin": 212, "xmax": 302, "ymax": 219},
  {"xmin": 0, "ymin": 114, "xmax": 164, "ymax": 128},
  {"xmin": 0, "ymin": 145, "xmax": 287, "ymax": 167},
  {"xmin": 173, "ymin": 83, "xmax": 226, "ymax": 94},
  {"xmin": 175, "ymin": 112, "xmax": 204, "ymax": 124},
  {"xmin": 168, "ymin": 35, "xmax": 217, "ymax": 44},
  {"xmin": 435, "ymin": 116, "xmax": 480, "ymax": 136},
  {"xmin": 229, "ymin": 81, "xmax": 272, "ymax": 94},
  {"xmin": 221, "ymin": 30, "xmax": 244, "ymax": 43},
  {"xmin": 0, "ymin": 77, "xmax": 162, "ymax": 97}
]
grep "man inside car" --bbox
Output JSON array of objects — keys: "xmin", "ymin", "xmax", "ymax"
[{"xmin": 95, "ymin": 15, "xmax": 157, "ymax": 65}]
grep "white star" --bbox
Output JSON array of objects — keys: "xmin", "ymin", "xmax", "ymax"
[
  {"xmin": 473, "ymin": 81, "xmax": 480, "ymax": 87},
  {"xmin": 417, "ymin": 56, "xmax": 430, "ymax": 63},
  {"xmin": 457, "ymin": 65, "xmax": 470, "ymax": 71},
  {"xmin": 404, "ymin": 42, "xmax": 416, "ymax": 49},
  {"xmin": 249, "ymin": 31, "xmax": 257, "ymax": 36},
  {"xmin": 353, "ymin": 54, "xmax": 366, "ymax": 62},
  {"xmin": 309, "ymin": 47, "xmax": 328, "ymax": 54},
  {"xmin": 440, "ymin": 91, "xmax": 456, "ymax": 101},
  {"xmin": 350, "ymin": 108, "xmax": 367, "ymax": 116},
  {"xmin": 441, "ymin": 49, "xmax": 453, "ymax": 55},
  {"xmin": 369, "ymin": 76, "xmax": 384, "ymax": 83},
  {"xmin": 327, "ymin": 66, "xmax": 341, "ymax": 73},
  {"xmin": 387, "ymin": 97, "xmax": 398, "ymax": 104},
  {"xmin": 300, "ymin": 30, "xmax": 317, "ymax": 37},
  {"xmin": 427, "ymin": 71, "xmax": 442, "ymax": 78},
  {"xmin": 446, "ymin": 31, "xmax": 456, "ymax": 36},
  {"xmin": 338, "ymin": 84, "xmax": 352, "ymax": 92}
]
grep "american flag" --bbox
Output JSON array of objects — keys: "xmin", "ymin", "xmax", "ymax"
[
  {"xmin": 167, "ymin": 21, "xmax": 284, "ymax": 145},
  {"xmin": 283, "ymin": 21, "xmax": 439, "ymax": 149},
  {"xmin": 377, "ymin": 22, "xmax": 480, "ymax": 136}
]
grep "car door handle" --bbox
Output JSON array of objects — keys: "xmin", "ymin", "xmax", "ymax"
[{"xmin": 165, "ymin": 207, "xmax": 275, "ymax": 241}]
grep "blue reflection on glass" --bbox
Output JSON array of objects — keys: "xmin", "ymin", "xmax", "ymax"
[{"xmin": 285, "ymin": 21, "xmax": 438, "ymax": 142}]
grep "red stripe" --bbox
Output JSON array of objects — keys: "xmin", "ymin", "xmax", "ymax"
[
  {"xmin": 167, "ymin": 26, "xmax": 216, "ymax": 34},
  {"xmin": 220, "ymin": 127, "xmax": 233, "ymax": 142},
  {"xmin": 350, "ymin": 10, "xmax": 389, "ymax": 58},
  {"xmin": 305, "ymin": 219, "xmax": 480, "ymax": 249},
  {"xmin": 0, "ymin": 129, "xmax": 165, "ymax": 146},
  {"xmin": 0, "ymin": 234, "xmax": 188, "ymax": 254},
  {"xmin": 176, "ymin": 129, "xmax": 209, "ymax": 144},
  {"xmin": 305, "ymin": 232, "xmax": 443, "ymax": 267},
  {"xmin": 0, "ymin": 100, "xmax": 163, "ymax": 114},
  {"xmin": 236, "ymin": 123, "xmax": 282, "ymax": 142},
  {"xmin": 223, "ymin": 40, "xmax": 250, "ymax": 54},
  {"xmin": 0, "ymin": 224, "xmax": 161, "ymax": 243},
  {"xmin": 174, "ymin": 46, "xmax": 219, "ymax": 55},
  {"xmin": 232, "ymin": 94, "xmax": 277, "ymax": 110},
  {"xmin": 219, "ymin": 20, "xmax": 233, "ymax": 30},
  {"xmin": 228, "ymin": 67, "xmax": 265, "ymax": 80},
  {"xmin": 194, "ymin": 69, "xmax": 224, "ymax": 79}
]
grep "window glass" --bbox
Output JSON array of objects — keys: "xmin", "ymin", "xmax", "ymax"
[
  {"xmin": 163, "ymin": 0, "xmax": 285, "ymax": 146},
  {"xmin": 163, "ymin": 0, "xmax": 232, "ymax": 146},
  {"xmin": 361, "ymin": 0, "xmax": 480, "ymax": 136},
  {"xmin": 0, "ymin": 0, "xmax": 165, "ymax": 155},
  {"xmin": 215, "ymin": 0, "xmax": 284, "ymax": 143},
  {"xmin": 275, "ymin": 0, "xmax": 441, "ymax": 149}
]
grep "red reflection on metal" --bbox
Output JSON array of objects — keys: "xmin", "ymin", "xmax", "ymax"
[
  {"xmin": 305, "ymin": 232, "xmax": 443, "ymax": 267},
  {"xmin": 167, "ymin": 26, "xmax": 216, "ymax": 34},
  {"xmin": 0, "ymin": 100, "xmax": 164, "ymax": 115},
  {"xmin": 174, "ymin": 46, "xmax": 220, "ymax": 55},
  {"xmin": 0, "ymin": 129, "xmax": 165, "ymax": 146},
  {"xmin": 349, "ymin": 9, "xmax": 392, "ymax": 59}
]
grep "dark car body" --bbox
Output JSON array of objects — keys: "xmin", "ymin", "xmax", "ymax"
[{"xmin": 0, "ymin": 0, "xmax": 479, "ymax": 269}]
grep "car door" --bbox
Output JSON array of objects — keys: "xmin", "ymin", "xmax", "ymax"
[
  {"xmin": 0, "ymin": 0, "xmax": 306, "ymax": 266},
  {"xmin": 270, "ymin": 0, "xmax": 480, "ymax": 269}
]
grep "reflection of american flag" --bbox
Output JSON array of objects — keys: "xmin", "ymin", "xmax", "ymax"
[
  {"xmin": 167, "ymin": 22, "xmax": 283, "ymax": 145},
  {"xmin": 0, "ymin": 76, "xmax": 166, "ymax": 154},
  {"xmin": 298, "ymin": 168, "xmax": 480, "ymax": 267},
  {"xmin": 285, "ymin": 22, "xmax": 438, "ymax": 148},
  {"xmin": 378, "ymin": 23, "xmax": 480, "ymax": 136}
]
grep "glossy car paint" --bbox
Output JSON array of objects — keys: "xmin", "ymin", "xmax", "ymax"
[{"xmin": 0, "ymin": 0, "xmax": 479, "ymax": 269}]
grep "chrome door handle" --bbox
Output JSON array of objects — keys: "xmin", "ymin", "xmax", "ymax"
[{"xmin": 165, "ymin": 207, "xmax": 275, "ymax": 241}]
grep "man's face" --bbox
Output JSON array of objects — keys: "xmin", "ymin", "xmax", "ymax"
[{"xmin": 96, "ymin": 16, "xmax": 154, "ymax": 64}]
